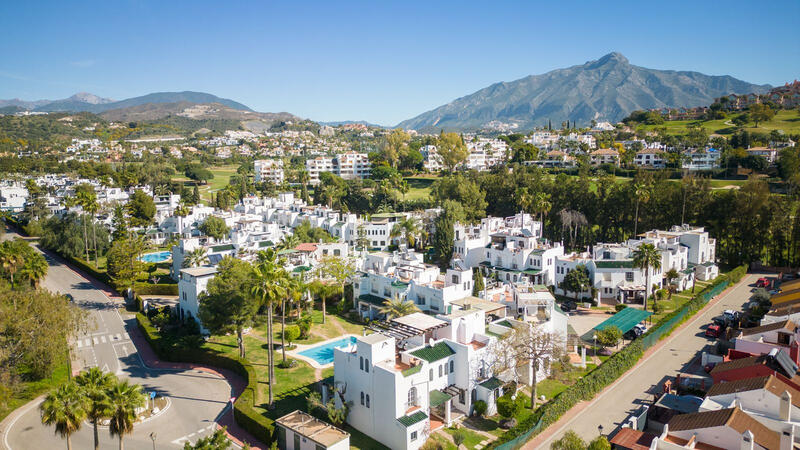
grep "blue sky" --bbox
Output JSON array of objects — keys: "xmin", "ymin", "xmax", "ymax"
[{"xmin": 1, "ymin": 1, "xmax": 798, "ymax": 125}]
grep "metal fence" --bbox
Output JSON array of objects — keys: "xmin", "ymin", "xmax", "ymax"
[{"xmin": 493, "ymin": 280, "xmax": 731, "ymax": 450}]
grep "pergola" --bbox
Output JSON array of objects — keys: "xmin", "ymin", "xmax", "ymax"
[{"xmin": 367, "ymin": 312, "xmax": 449, "ymax": 341}]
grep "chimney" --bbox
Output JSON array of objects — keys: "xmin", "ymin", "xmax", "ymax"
[
  {"xmin": 780, "ymin": 426, "xmax": 794, "ymax": 450},
  {"xmin": 740, "ymin": 429, "xmax": 754, "ymax": 450},
  {"xmin": 780, "ymin": 390, "xmax": 792, "ymax": 421}
]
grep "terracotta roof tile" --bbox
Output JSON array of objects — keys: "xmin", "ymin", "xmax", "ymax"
[{"xmin": 667, "ymin": 408, "xmax": 779, "ymax": 450}]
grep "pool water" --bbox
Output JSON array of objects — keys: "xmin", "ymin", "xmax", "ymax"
[
  {"xmin": 298, "ymin": 336, "xmax": 357, "ymax": 365},
  {"xmin": 139, "ymin": 251, "xmax": 172, "ymax": 263}
]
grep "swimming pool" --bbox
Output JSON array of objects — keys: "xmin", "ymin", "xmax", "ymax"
[
  {"xmin": 139, "ymin": 251, "xmax": 172, "ymax": 263},
  {"xmin": 298, "ymin": 336, "xmax": 357, "ymax": 365}
]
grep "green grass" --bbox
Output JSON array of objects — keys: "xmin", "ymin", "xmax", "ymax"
[
  {"xmin": 0, "ymin": 359, "xmax": 70, "ymax": 422},
  {"xmin": 428, "ymin": 433, "xmax": 458, "ymax": 450},
  {"xmin": 537, "ymin": 379, "xmax": 568, "ymax": 400},
  {"xmin": 443, "ymin": 426, "xmax": 486, "ymax": 449},
  {"xmin": 639, "ymin": 109, "xmax": 800, "ymax": 135},
  {"xmin": 347, "ymin": 424, "xmax": 391, "ymax": 450},
  {"xmin": 403, "ymin": 177, "xmax": 435, "ymax": 201},
  {"xmin": 247, "ymin": 309, "xmax": 364, "ymax": 345},
  {"xmin": 171, "ymin": 164, "xmax": 240, "ymax": 203}
]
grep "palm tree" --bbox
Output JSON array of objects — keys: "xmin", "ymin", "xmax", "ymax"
[
  {"xmin": 40, "ymin": 382, "xmax": 88, "ymax": 450},
  {"xmin": 665, "ymin": 268, "xmax": 680, "ymax": 300},
  {"xmin": 533, "ymin": 192, "xmax": 552, "ymax": 227},
  {"xmin": 0, "ymin": 245, "xmax": 23, "ymax": 288},
  {"xmin": 174, "ymin": 202, "xmax": 191, "ymax": 237},
  {"xmin": 278, "ymin": 275, "xmax": 302, "ymax": 365},
  {"xmin": 107, "ymin": 379, "xmax": 146, "ymax": 450},
  {"xmin": 182, "ymin": 247, "xmax": 209, "ymax": 268},
  {"xmin": 75, "ymin": 190, "xmax": 93, "ymax": 262},
  {"xmin": 250, "ymin": 249, "xmax": 287, "ymax": 409},
  {"xmin": 75, "ymin": 368, "xmax": 117, "ymax": 450},
  {"xmin": 632, "ymin": 182, "xmax": 651, "ymax": 237},
  {"xmin": 632, "ymin": 243, "xmax": 662, "ymax": 311},
  {"xmin": 19, "ymin": 254, "xmax": 48, "ymax": 287},
  {"xmin": 82, "ymin": 192, "xmax": 100, "ymax": 267},
  {"xmin": 277, "ymin": 234, "xmax": 300, "ymax": 251},
  {"xmin": 380, "ymin": 296, "xmax": 420, "ymax": 319}
]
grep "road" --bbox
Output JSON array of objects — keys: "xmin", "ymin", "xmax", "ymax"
[
  {"xmin": 1, "ymin": 231, "xmax": 236, "ymax": 450},
  {"xmin": 530, "ymin": 273, "xmax": 761, "ymax": 449}
]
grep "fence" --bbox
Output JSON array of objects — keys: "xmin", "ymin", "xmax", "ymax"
[{"xmin": 491, "ymin": 269, "xmax": 742, "ymax": 449}]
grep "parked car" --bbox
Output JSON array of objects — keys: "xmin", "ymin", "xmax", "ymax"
[
  {"xmin": 560, "ymin": 301, "xmax": 577, "ymax": 312},
  {"xmin": 624, "ymin": 323, "xmax": 647, "ymax": 340},
  {"xmin": 723, "ymin": 310, "xmax": 740, "ymax": 322},
  {"xmin": 712, "ymin": 315, "xmax": 729, "ymax": 327},
  {"xmin": 755, "ymin": 277, "xmax": 771, "ymax": 288},
  {"xmin": 705, "ymin": 324, "xmax": 723, "ymax": 338}
]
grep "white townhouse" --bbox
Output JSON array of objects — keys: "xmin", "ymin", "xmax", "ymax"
[
  {"xmin": 254, "ymin": 159, "xmax": 286, "ymax": 185},
  {"xmin": 177, "ymin": 266, "xmax": 217, "ymax": 333},
  {"xmin": 682, "ymin": 148, "xmax": 721, "ymax": 170},
  {"xmin": 590, "ymin": 148, "xmax": 620, "ymax": 166},
  {"xmin": 420, "ymin": 145, "xmax": 443, "ymax": 172},
  {"xmin": 0, "ymin": 184, "xmax": 28, "ymax": 211},
  {"xmin": 634, "ymin": 148, "xmax": 666, "ymax": 168},
  {"xmin": 332, "ymin": 309, "xmax": 500, "ymax": 450},
  {"xmin": 353, "ymin": 249, "xmax": 473, "ymax": 319},
  {"xmin": 306, "ymin": 152, "xmax": 371, "ymax": 184},
  {"xmin": 637, "ymin": 224, "xmax": 718, "ymax": 283},
  {"xmin": 453, "ymin": 213, "xmax": 563, "ymax": 287},
  {"xmin": 363, "ymin": 212, "xmax": 410, "ymax": 250}
]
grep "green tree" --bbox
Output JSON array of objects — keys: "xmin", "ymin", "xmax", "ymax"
[
  {"xmin": 551, "ymin": 430, "xmax": 586, "ymax": 450},
  {"xmin": 127, "ymin": 190, "xmax": 156, "ymax": 227},
  {"xmin": 433, "ymin": 200, "xmax": 465, "ymax": 270},
  {"xmin": 383, "ymin": 128, "xmax": 411, "ymax": 168},
  {"xmin": 107, "ymin": 379, "xmax": 146, "ymax": 450},
  {"xmin": 560, "ymin": 264, "xmax": 591, "ymax": 301},
  {"xmin": 472, "ymin": 268, "xmax": 485, "ymax": 296},
  {"xmin": 391, "ymin": 217, "xmax": 422, "ymax": 249},
  {"xmin": 588, "ymin": 436, "xmax": 611, "ymax": 450},
  {"xmin": 437, "ymin": 132, "xmax": 469, "ymax": 171},
  {"xmin": 183, "ymin": 428, "xmax": 232, "ymax": 450},
  {"xmin": 40, "ymin": 381, "xmax": 88, "ymax": 450},
  {"xmin": 632, "ymin": 243, "xmax": 662, "ymax": 310},
  {"xmin": 107, "ymin": 236, "xmax": 145, "ymax": 292},
  {"xmin": 319, "ymin": 255, "xmax": 355, "ymax": 321},
  {"xmin": 198, "ymin": 256, "xmax": 259, "ymax": 358},
  {"xmin": 749, "ymin": 103, "xmax": 775, "ymax": 127},
  {"xmin": 75, "ymin": 368, "xmax": 117, "ymax": 450},
  {"xmin": 283, "ymin": 324, "xmax": 301, "ymax": 348},
  {"xmin": 431, "ymin": 174, "xmax": 487, "ymax": 222},
  {"xmin": 182, "ymin": 247, "xmax": 209, "ymax": 268},
  {"xmin": 380, "ymin": 296, "xmax": 420, "ymax": 319},
  {"xmin": 185, "ymin": 164, "xmax": 214, "ymax": 184},
  {"xmin": 251, "ymin": 249, "xmax": 288, "ymax": 408},
  {"xmin": 198, "ymin": 216, "xmax": 230, "ymax": 241},
  {"xmin": 596, "ymin": 326, "xmax": 622, "ymax": 347}
]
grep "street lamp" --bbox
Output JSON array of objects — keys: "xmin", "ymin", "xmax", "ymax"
[
  {"xmin": 593, "ymin": 333, "xmax": 597, "ymax": 356},
  {"xmin": 598, "ymin": 424, "xmax": 604, "ymax": 436},
  {"xmin": 149, "ymin": 432, "xmax": 157, "ymax": 450}
]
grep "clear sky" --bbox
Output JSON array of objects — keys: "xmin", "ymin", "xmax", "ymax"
[{"xmin": 1, "ymin": 0, "xmax": 798, "ymax": 125}]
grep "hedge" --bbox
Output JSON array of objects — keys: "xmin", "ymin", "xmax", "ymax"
[
  {"xmin": 136, "ymin": 313, "xmax": 274, "ymax": 444},
  {"xmin": 134, "ymin": 282, "xmax": 178, "ymax": 296},
  {"xmin": 489, "ymin": 265, "xmax": 748, "ymax": 448}
]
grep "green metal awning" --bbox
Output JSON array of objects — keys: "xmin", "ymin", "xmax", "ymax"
[
  {"xmin": 429, "ymin": 390, "xmax": 453, "ymax": 408},
  {"xmin": 292, "ymin": 265, "xmax": 312, "ymax": 273},
  {"xmin": 522, "ymin": 269, "xmax": 542, "ymax": 276},
  {"xmin": 397, "ymin": 410, "xmax": 427, "ymax": 427},
  {"xmin": 358, "ymin": 294, "xmax": 385, "ymax": 307},
  {"xmin": 410, "ymin": 342, "xmax": 455, "ymax": 363},
  {"xmin": 478, "ymin": 377, "xmax": 503, "ymax": 390},
  {"xmin": 582, "ymin": 307, "xmax": 652, "ymax": 341}
]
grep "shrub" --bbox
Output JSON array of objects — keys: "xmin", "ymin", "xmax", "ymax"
[
  {"xmin": 596, "ymin": 326, "xmax": 622, "ymax": 347},
  {"xmin": 283, "ymin": 325, "xmax": 301, "ymax": 347},
  {"xmin": 296, "ymin": 314, "xmax": 312, "ymax": 338},
  {"xmin": 588, "ymin": 436, "xmax": 611, "ymax": 450},
  {"xmin": 614, "ymin": 304, "xmax": 628, "ymax": 312},
  {"xmin": 452, "ymin": 429, "xmax": 467, "ymax": 447},
  {"xmin": 497, "ymin": 393, "xmax": 522, "ymax": 419},
  {"xmin": 473, "ymin": 400, "xmax": 487, "ymax": 417}
]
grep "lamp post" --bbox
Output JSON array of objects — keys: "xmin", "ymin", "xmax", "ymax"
[
  {"xmin": 149, "ymin": 432, "xmax": 156, "ymax": 450},
  {"xmin": 593, "ymin": 333, "xmax": 597, "ymax": 356},
  {"xmin": 598, "ymin": 424, "xmax": 604, "ymax": 437}
]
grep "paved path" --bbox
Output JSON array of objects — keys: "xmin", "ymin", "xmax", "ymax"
[
  {"xmin": 527, "ymin": 272, "xmax": 761, "ymax": 449},
  {"xmin": 0, "ymin": 230, "xmax": 267, "ymax": 450}
]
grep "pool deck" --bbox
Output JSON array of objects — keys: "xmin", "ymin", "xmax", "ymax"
[{"xmin": 287, "ymin": 334, "xmax": 357, "ymax": 369}]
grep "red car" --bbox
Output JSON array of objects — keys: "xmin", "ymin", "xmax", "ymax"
[
  {"xmin": 755, "ymin": 277, "xmax": 771, "ymax": 288},
  {"xmin": 705, "ymin": 324, "xmax": 722, "ymax": 338}
]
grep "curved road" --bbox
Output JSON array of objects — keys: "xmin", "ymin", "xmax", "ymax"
[{"xmin": 1, "ymin": 232, "xmax": 236, "ymax": 449}]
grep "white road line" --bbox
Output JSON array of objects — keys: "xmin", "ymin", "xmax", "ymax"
[
  {"xmin": 84, "ymin": 338, "xmax": 91, "ymax": 347},
  {"xmin": 92, "ymin": 337, "xmax": 99, "ymax": 345},
  {"xmin": 100, "ymin": 335, "xmax": 107, "ymax": 343},
  {"xmin": 76, "ymin": 340, "xmax": 83, "ymax": 348}
]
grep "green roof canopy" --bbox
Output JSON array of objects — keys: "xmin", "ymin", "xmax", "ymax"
[
  {"xmin": 585, "ymin": 307, "xmax": 652, "ymax": 339},
  {"xmin": 358, "ymin": 294, "xmax": 385, "ymax": 307},
  {"xmin": 411, "ymin": 342, "xmax": 455, "ymax": 363},
  {"xmin": 595, "ymin": 260, "xmax": 634, "ymax": 269},
  {"xmin": 211, "ymin": 244, "xmax": 235, "ymax": 252},
  {"xmin": 522, "ymin": 269, "xmax": 542, "ymax": 276},
  {"xmin": 429, "ymin": 390, "xmax": 453, "ymax": 408},
  {"xmin": 397, "ymin": 410, "xmax": 427, "ymax": 427},
  {"xmin": 478, "ymin": 377, "xmax": 503, "ymax": 390}
]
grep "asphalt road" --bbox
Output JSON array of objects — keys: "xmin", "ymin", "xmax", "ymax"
[
  {"xmin": 530, "ymin": 272, "xmax": 762, "ymax": 449},
  {"xmin": 1, "ymin": 231, "xmax": 236, "ymax": 450}
]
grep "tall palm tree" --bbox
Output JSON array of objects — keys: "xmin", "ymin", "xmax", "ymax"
[
  {"xmin": 632, "ymin": 182, "xmax": 651, "ymax": 237},
  {"xmin": 533, "ymin": 192, "xmax": 552, "ymax": 226},
  {"xmin": 278, "ymin": 275, "xmax": 302, "ymax": 365},
  {"xmin": 380, "ymin": 296, "xmax": 420, "ymax": 319},
  {"xmin": 632, "ymin": 243, "xmax": 662, "ymax": 311},
  {"xmin": 250, "ymin": 249, "xmax": 287, "ymax": 409},
  {"xmin": 76, "ymin": 190, "xmax": 93, "ymax": 262},
  {"xmin": 107, "ymin": 379, "xmax": 146, "ymax": 450},
  {"xmin": 182, "ymin": 247, "xmax": 209, "ymax": 268},
  {"xmin": 277, "ymin": 234, "xmax": 300, "ymax": 251},
  {"xmin": 75, "ymin": 368, "xmax": 117, "ymax": 450},
  {"xmin": 82, "ymin": 192, "xmax": 100, "ymax": 267},
  {"xmin": 40, "ymin": 381, "xmax": 88, "ymax": 450},
  {"xmin": 0, "ymin": 245, "xmax": 23, "ymax": 288},
  {"xmin": 174, "ymin": 202, "xmax": 191, "ymax": 237}
]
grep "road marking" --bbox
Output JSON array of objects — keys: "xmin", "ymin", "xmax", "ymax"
[
  {"xmin": 76, "ymin": 340, "xmax": 83, "ymax": 348},
  {"xmin": 100, "ymin": 335, "xmax": 107, "ymax": 343},
  {"xmin": 85, "ymin": 338, "xmax": 91, "ymax": 347},
  {"xmin": 92, "ymin": 337, "xmax": 99, "ymax": 345}
]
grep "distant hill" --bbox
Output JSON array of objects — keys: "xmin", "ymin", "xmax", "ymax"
[
  {"xmin": 27, "ymin": 91, "xmax": 252, "ymax": 114},
  {"xmin": 320, "ymin": 120, "xmax": 385, "ymax": 128},
  {"xmin": 397, "ymin": 52, "xmax": 772, "ymax": 132},
  {"xmin": 99, "ymin": 101, "xmax": 298, "ymax": 126}
]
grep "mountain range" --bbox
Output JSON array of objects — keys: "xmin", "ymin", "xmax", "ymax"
[
  {"xmin": 397, "ymin": 52, "xmax": 772, "ymax": 132},
  {"xmin": 0, "ymin": 91, "xmax": 252, "ymax": 115}
]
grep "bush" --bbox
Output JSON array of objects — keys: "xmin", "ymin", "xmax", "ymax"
[
  {"xmin": 596, "ymin": 326, "xmax": 622, "ymax": 347},
  {"xmin": 134, "ymin": 282, "xmax": 178, "ymax": 296},
  {"xmin": 452, "ymin": 429, "xmax": 467, "ymax": 447},
  {"xmin": 588, "ymin": 436, "xmax": 611, "ymax": 450},
  {"xmin": 497, "ymin": 393, "xmax": 522, "ymax": 419},
  {"xmin": 614, "ymin": 304, "xmax": 628, "ymax": 312},
  {"xmin": 473, "ymin": 400, "xmax": 487, "ymax": 417}
]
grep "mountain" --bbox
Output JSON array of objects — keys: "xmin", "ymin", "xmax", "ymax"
[
  {"xmin": 30, "ymin": 90, "xmax": 252, "ymax": 114},
  {"xmin": 99, "ymin": 101, "xmax": 297, "ymax": 125},
  {"xmin": 398, "ymin": 52, "xmax": 772, "ymax": 132}
]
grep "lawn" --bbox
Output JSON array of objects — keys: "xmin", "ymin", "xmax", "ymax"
[
  {"xmin": 537, "ymin": 378, "xmax": 568, "ymax": 400},
  {"xmin": 640, "ymin": 109, "xmax": 800, "ymax": 136},
  {"xmin": 247, "ymin": 308, "xmax": 365, "ymax": 346},
  {"xmin": 403, "ymin": 176, "xmax": 435, "ymax": 201},
  {"xmin": 0, "ymin": 359, "xmax": 70, "ymax": 422},
  {"xmin": 442, "ymin": 426, "xmax": 486, "ymax": 449},
  {"xmin": 172, "ymin": 164, "xmax": 241, "ymax": 203}
]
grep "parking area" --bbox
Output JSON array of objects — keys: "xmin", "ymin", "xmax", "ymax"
[{"xmin": 566, "ymin": 309, "xmax": 611, "ymax": 337}]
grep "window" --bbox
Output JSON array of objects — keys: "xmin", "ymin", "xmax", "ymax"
[
  {"xmin": 408, "ymin": 387, "xmax": 417, "ymax": 406},
  {"xmin": 626, "ymin": 272, "xmax": 634, "ymax": 282},
  {"xmin": 439, "ymin": 365, "xmax": 443, "ymax": 377},
  {"xmin": 360, "ymin": 392, "xmax": 364, "ymax": 405},
  {"xmin": 452, "ymin": 275, "xmax": 459, "ymax": 284},
  {"xmin": 334, "ymin": 249, "xmax": 341, "ymax": 256},
  {"xmin": 459, "ymin": 389, "xmax": 465, "ymax": 404},
  {"xmin": 410, "ymin": 431, "xmax": 418, "ymax": 441},
  {"xmin": 429, "ymin": 369, "xmax": 433, "ymax": 381},
  {"xmin": 366, "ymin": 394, "xmax": 370, "ymax": 408},
  {"xmin": 450, "ymin": 360, "xmax": 454, "ymax": 373},
  {"xmin": 294, "ymin": 434, "xmax": 300, "ymax": 450},
  {"xmin": 360, "ymin": 357, "xmax": 363, "ymax": 370},
  {"xmin": 365, "ymin": 359, "xmax": 369, "ymax": 372},
  {"xmin": 316, "ymin": 445, "xmax": 324, "ymax": 450}
]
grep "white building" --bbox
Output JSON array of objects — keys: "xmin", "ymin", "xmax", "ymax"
[
  {"xmin": 177, "ymin": 266, "xmax": 217, "ymax": 333},
  {"xmin": 634, "ymin": 148, "xmax": 666, "ymax": 168},
  {"xmin": 682, "ymin": 148, "xmax": 721, "ymax": 170},
  {"xmin": 275, "ymin": 410, "xmax": 349, "ymax": 450},
  {"xmin": 254, "ymin": 159, "xmax": 286, "ymax": 185},
  {"xmin": 306, "ymin": 152, "xmax": 371, "ymax": 184}
]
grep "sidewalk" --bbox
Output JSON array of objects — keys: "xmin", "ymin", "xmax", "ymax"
[{"xmin": 523, "ymin": 277, "xmax": 745, "ymax": 449}]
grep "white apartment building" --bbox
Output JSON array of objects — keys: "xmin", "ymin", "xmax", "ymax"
[
  {"xmin": 637, "ymin": 225, "xmax": 718, "ymax": 282},
  {"xmin": 590, "ymin": 148, "xmax": 620, "ymax": 165},
  {"xmin": 453, "ymin": 213, "xmax": 563, "ymax": 287},
  {"xmin": 0, "ymin": 185, "xmax": 28, "ymax": 211},
  {"xmin": 634, "ymin": 148, "xmax": 666, "ymax": 168},
  {"xmin": 177, "ymin": 266, "xmax": 217, "ymax": 333},
  {"xmin": 353, "ymin": 248, "xmax": 473, "ymax": 319},
  {"xmin": 682, "ymin": 148, "xmax": 721, "ymax": 170},
  {"xmin": 254, "ymin": 159, "xmax": 285, "ymax": 184},
  {"xmin": 306, "ymin": 152, "xmax": 371, "ymax": 184}
]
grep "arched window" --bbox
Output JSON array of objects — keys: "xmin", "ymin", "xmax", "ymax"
[
  {"xmin": 365, "ymin": 394, "xmax": 370, "ymax": 408},
  {"xmin": 365, "ymin": 359, "xmax": 369, "ymax": 372},
  {"xmin": 408, "ymin": 387, "xmax": 417, "ymax": 406},
  {"xmin": 360, "ymin": 391, "xmax": 364, "ymax": 405},
  {"xmin": 429, "ymin": 369, "xmax": 433, "ymax": 381},
  {"xmin": 359, "ymin": 356, "xmax": 363, "ymax": 370},
  {"xmin": 449, "ymin": 360, "xmax": 454, "ymax": 373}
]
